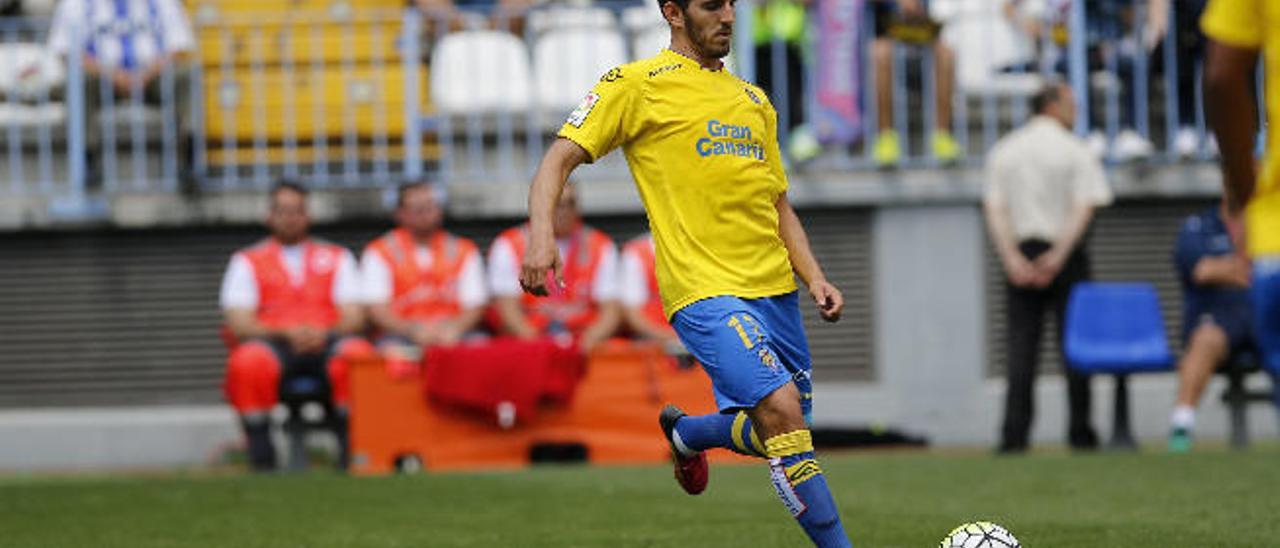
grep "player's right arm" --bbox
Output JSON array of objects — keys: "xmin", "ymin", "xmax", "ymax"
[
  {"xmin": 521, "ymin": 139, "xmax": 590, "ymax": 296},
  {"xmin": 1203, "ymin": 0, "xmax": 1262, "ymax": 218},
  {"xmin": 522, "ymin": 65, "xmax": 642, "ymax": 296}
]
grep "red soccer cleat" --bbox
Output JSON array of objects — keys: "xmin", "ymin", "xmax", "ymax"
[{"xmin": 659, "ymin": 404, "xmax": 708, "ymax": 495}]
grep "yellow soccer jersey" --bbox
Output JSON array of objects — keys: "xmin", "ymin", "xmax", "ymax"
[
  {"xmin": 558, "ymin": 49, "xmax": 796, "ymax": 317},
  {"xmin": 1202, "ymin": 0, "xmax": 1280, "ymax": 256}
]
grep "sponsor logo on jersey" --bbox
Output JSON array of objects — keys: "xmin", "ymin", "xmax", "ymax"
[
  {"xmin": 648, "ymin": 63, "xmax": 682, "ymax": 78},
  {"xmin": 599, "ymin": 67, "xmax": 623, "ymax": 83},
  {"xmin": 566, "ymin": 92, "xmax": 600, "ymax": 128},
  {"xmin": 695, "ymin": 119, "xmax": 765, "ymax": 160}
]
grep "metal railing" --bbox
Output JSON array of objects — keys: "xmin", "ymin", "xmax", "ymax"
[{"xmin": 0, "ymin": 0, "xmax": 1257, "ymax": 220}]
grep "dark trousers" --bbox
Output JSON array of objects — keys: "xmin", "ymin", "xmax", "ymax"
[
  {"xmin": 754, "ymin": 42, "xmax": 805, "ymax": 132},
  {"xmin": 999, "ymin": 240, "xmax": 1097, "ymax": 451}
]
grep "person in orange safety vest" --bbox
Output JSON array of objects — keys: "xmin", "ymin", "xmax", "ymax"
[
  {"xmin": 219, "ymin": 181, "xmax": 372, "ymax": 471},
  {"xmin": 486, "ymin": 183, "xmax": 620, "ymax": 353},
  {"xmin": 361, "ymin": 180, "xmax": 488, "ymax": 373}
]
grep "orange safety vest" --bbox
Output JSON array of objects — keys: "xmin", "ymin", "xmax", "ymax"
[
  {"xmin": 365, "ymin": 228, "xmax": 478, "ymax": 324},
  {"xmin": 495, "ymin": 223, "xmax": 612, "ymax": 336},
  {"xmin": 623, "ymin": 234, "xmax": 672, "ymax": 330},
  {"xmin": 240, "ymin": 238, "xmax": 346, "ymax": 329}
]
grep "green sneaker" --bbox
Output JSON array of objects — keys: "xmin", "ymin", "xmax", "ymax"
[
  {"xmin": 873, "ymin": 130, "xmax": 901, "ymax": 167},
  {"xmin": 932, "ymin": 130, "xmax": 961, "ymax": 164},
  {"xmin": 1168, "ymin": 427, "xmax": 1192, "ymax": 453}
]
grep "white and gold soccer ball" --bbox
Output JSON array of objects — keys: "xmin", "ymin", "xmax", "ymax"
[{"xmin": 938, "ymin": 521, "xmax": 1021, "ymax": 548}]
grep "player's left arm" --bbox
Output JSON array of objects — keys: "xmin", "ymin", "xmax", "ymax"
[{"xmin": 776, "ymin": 194, "xmax": 843, "ymax": 322}]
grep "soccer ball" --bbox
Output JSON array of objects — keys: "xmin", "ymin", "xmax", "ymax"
[{"xmin": 938, "ymin": 521, "xmax": 1021, "ymax": 548}]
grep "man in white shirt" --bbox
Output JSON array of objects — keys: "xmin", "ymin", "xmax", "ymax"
[
  {"xmin": 487, "ymin": 184, "xmax": 620, "ymax": 353},
  {"xmin": 45, "ymin": 0, "xmax": 195, "ymax": 182},
  {"xmin": 219, "ymin": 181, "xmax": 370, "ymax": 471},
  {"xmin": 984, "ymin": 82, "xmax": 1113, "ymax": 454},
  {"xmin": 361, "ymin": 181, "xmax": 488, "ymax": 371}
]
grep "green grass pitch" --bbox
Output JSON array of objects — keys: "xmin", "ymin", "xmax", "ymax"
[{"xmin": 2, "ymin": 446, "xmax": 1277, "ymax": 547}]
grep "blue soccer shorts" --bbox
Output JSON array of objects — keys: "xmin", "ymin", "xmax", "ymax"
[
  {"xmin": 670, "ymin": 292, "xmax": 814, "ymax": 425},
  {"xmin": 1254, "ymin": 258, "xmax": 1280, "ymax": 373}
]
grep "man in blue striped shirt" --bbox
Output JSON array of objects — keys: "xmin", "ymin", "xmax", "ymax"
[{"xmin": 47, "ymin": 0, "xmax": 194, "ymax": 183}]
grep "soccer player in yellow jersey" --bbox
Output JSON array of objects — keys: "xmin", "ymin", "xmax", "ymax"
[
  {"xmin": 1203, "ymin": 0, "xmax": 1280, "ymax": 381},
  {"xmin": 518, "ymin": 0, "xmax": 852, "ymax": 545}
]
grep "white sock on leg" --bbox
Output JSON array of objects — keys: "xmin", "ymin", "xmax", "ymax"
[{"xmin": 1171, "ymin": 405, "xmax": 1196, "ymax": 430}]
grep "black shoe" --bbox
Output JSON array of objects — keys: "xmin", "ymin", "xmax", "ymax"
[
  {"xmin": 242, "ymin": 417, "xmax": 277, "ymax": 472},
  {"xmin": 1069, "ymin": 428, "xmax": 1100, "ymax": 452}
]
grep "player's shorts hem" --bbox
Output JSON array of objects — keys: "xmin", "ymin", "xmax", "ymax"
[{"xmin": 716, "ymin": 373, "xmax": 794, "ymax": 414}]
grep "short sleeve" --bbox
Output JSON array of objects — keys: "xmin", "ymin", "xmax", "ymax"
[
  {"xmin": 159, "ymin": 0, "xmax": 196, "ymax": 53},
  {"xmin": 618, "ymin": 248, "xmax": 650, "ymax": 308},
  {"xmin": 556, "ymin": 66, "xmax": 641, "ymax": 162},
  {"xmin": 219, "ymin": 254, "xmax": 258, "ymax": 310},
  {"xmin": 1202, "ymin": 0, "xmax": 1263, "ymax": 48},
  {"xmin": 361, "ymin": 249, "xmax": 393, "ymax": 305},
  {"xmin": 1072, "ymin": 145, "xmax": 1114, "ymax": 207},
  {"xmin": 591, "ymin": 242, "xmax": 620, "ymax": 302},
  {"xmin": 331, "ymin": 250, "xmax": 363, "ymax": 305},
  {"xmin": 487, "ymin": 239, "xmax": 522, "ymax": 298},
  {"xmin": 457, "ymin": 250, "xmax": 489, "ymax": 309},
  {"xmin": 983, "ymin": 145, "xmax": 1009, "ymax": 207},
  {"xmin": 46, "ymin": 0, "xmax": 81, "ymax": 56}
]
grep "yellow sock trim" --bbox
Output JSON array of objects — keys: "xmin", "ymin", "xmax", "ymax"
[
  {"xmin": 763, "ymin": 430, "xmax": 814, "ymax": 458},
  {"xmin": 730, "ymin": 411, "xmax": 750, "ymax": 454},
  {"xmin": 784, "ymin": 458, "xmax": 822, "ymax": 486},
  {"xmin": 749, "ymin": 428, "xmax": 765, "ymax": 457}
]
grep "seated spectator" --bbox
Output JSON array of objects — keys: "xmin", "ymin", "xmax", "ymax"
[
  {"xmin": 43, "ymin": 0, "xmax": 195, "ymax": 184},
  {"xmin": 1145, "ymin": 0, "xmax": 1213, "ymax": 158},
  {"xmin": 361, "ymin": 180, "xmax": 487, "ymax": 375},
  {"xmin": 751, "ymin": 0, "xmax": 820, "ymax": 162},
  {"xmin": 1167, "ymin": 205, "xmax": 1254, "ymax": 452},
  {"xmin": 415, "ymin": 0, "xmax": 533, "ymax": 36},
  {"xmin": 619, "ymin": 231, "xmax": 679, "ymax": 347},
  {"xmin": 487, "ymin": 183, "xmax": 620, "ymax": 353},
  {"xmin": 870, "ymin": 0, "xmax": 960, "ymax": 167},
  {"xmin": 220, "ymin": 181, "xmax": 371, "ymax": 471},
  {"xmin": 1005, "ymin": 0, "xmax": 1156, "ymax": 161}
]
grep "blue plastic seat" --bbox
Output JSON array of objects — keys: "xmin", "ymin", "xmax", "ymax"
[{"xmin": 1063, "ymin": 282, "xmax": 1175, "ymax": 374}]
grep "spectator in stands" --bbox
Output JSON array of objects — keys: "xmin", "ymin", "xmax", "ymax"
[
  {"xmin": 869, "ymin": 0, "xmax": 960, "ymax": 167},
  {"xmin": 1167, "ymin": 205, "xmax": 1253, "ymax": 452},
  {"xmin": 752, "ymin": 0, "xmax": 820, "ymax": 163},
  {"xmin": 43, "ymin": 0, "xmax": 195, "ymax": 183},
  {"xmin": 220, "ymin": 181, "xmax": 371, "ymax": 471},
  {"xmin": 361, "ymin": 180, "xmax": 487, "ymax": 373},
  {"xmin": 1145, "ymin": 0, "xmax": 1212, "ymax": 158},
  {"xmin": 1004, "ymin": 0, "xmax": 1157, "ymax": 161},
  {"xmin": 619, "ymin": 232, "xmax": 679, "ymax": 347},
  {"xmin": 984, "ymin": 82, "xmax": 1112, "ymax": 454},
  {"xmin": 488, "ymin": 183, "xmax": 620, "ymax": 353},
  {"xmin": 414, "ymin": 0, "xmax": 533, "ymax": 36}
]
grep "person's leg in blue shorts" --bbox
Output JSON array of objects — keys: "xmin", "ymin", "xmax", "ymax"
[
  {"xmin": 658, "ymin": 293, "xmax": 851, "ymax": 548},
  {"xmin": 1252, "ymin": 259, "xmax": 1280, "ymax": 416}
]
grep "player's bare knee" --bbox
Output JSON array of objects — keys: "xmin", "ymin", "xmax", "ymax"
[{"xmin": 750, "ymin": 383, "xmax": 806, "ymax": 438}]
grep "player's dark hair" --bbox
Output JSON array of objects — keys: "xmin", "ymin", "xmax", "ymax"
[
  {"xmin": 1031, "ymin": 82, "xmax": 1064, "ymax": 115},
  {"xmin": 396, "ymin": 178, "xmax": 435, "ymax": 208},
  {"xmin": 270, "ymin": 179, "xmax": 308, "ymax": 205}
]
